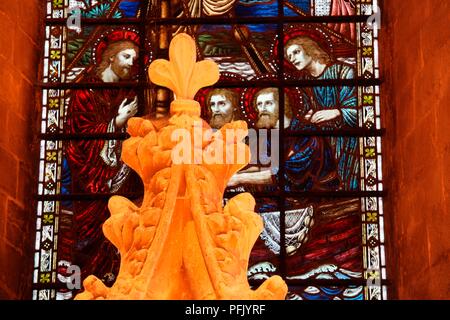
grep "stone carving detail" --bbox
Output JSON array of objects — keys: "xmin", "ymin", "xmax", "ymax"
[{"xmin": 75, "ymin": 34, "xmax": 287, "ymax": 300}]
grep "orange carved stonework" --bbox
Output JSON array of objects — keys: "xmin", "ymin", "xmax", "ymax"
[{"xmin": 75, "ymin": 33, "xmax": 288, "ymax": 300}]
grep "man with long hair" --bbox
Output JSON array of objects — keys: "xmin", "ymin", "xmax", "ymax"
[
  {"xmin": 62, "ymin": 30, "xmax": 142, "ymax": 291},
  {"xmin": 228, "ymin": 87, "xmax": 340, "ymax": 192},
  {"xmin": 253, "ymin": 88, "xmax": 293, "ymax": 129},
  {"xmin": 285, "ymin": 34, "xmax": 359, "ymax": 190},
  {"xmin": 207, "ymin": 88, "xmax": 239, "ymax": 129}
]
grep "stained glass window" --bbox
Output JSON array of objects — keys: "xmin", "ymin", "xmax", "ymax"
[{"xmin": 34, "ymin": 0, "xmax": 386, "ymax": 300}]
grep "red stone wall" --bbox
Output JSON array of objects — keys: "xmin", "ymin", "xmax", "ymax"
[
  {"xmin": 0, "ymin": 1, "xmax": 42, "ymax": 299},
  {"xmin": 383, "ymin": 0, "xmax": 450, "ymax": 299}
]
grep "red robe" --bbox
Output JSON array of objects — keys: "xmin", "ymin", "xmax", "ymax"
[
  {"xmin": 62, "ymin": 80, "xmax": 141, "ymax": 286},
  {"xmin": 329, "ymin": 0, "xmax": 356, "ymax": 41}
]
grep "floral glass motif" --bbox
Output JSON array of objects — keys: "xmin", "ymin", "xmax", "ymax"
[{"xmin": 35, "ymin": 0, "xmax": 386, "ymax": 300}]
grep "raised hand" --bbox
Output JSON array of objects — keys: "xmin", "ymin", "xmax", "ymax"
[{"xmin": 115, "ymin": 97, "xmax": 138, "ymax": 128}]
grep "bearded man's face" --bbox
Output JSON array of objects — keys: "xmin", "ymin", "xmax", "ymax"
[
  {"xmin": 256, "ymin": 92, "xmax": 279, "ymax": 129},
  {"xmin": 209, "ymin": 94, "xmax": 234, "ymax": 129},
  {"xmin": 111, "ymin": 48, "xmax": 137, "ymax": 80}
]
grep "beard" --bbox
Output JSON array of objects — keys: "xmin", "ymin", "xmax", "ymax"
[
  {"xmin": 256, "ymin": 112, "xmax": 278, "ymax": 129},
  {"xmin": 209, "ymin": 113, "xmax": 233, "ymax": 129},
  {"xmin": 111, "ymin": 62, "xmax": 132, "ymax": 80}
]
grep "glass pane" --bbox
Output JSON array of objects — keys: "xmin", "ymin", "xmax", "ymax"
[
  {"xmin": 281, "ymin": 22, "xmax": 379, "ymax": 80},
  {"xmin": 66, "ymin": 25, "xmax": 152, "ymax": 78},
  {"xmin": 36, "ymin": 138, "xmax": 143, "ymax": 195},
  {"xmin": 197, "ymin": 86, "xmax": 282, "ymax": 194},
  {"xmin": 280, "ymin": 135, "xmax": 383, "ymax": 191},
  {"xmin": 247, "ymin": 198, "xmax": 282, "ymax": 280},
  {"xmin": 177, "ymin": 24, "xmax": 278, "ymax": 82},
  {"xmin": 287, "ymin": 285, "xmax": 364, "ymax": 300},
  {"xmin": 282, "ymin": 136, "xmax": 360, "ymax": 191},
  {"xmin": 62, "ymin": 146, "xmax": 143, "ymax": 194},
  {"xmin": 282, "ymin": 23, "xmax": 354, "ymax": 77},
  {"xmin": 57, "ymin": 198, "xmax": 122, "ymax": 296},
  {"xmin": 235, "ymin": 1, "xmax": 279, "ymax": 17},
  {"xmin": 43, "ymin": 24, "xmax": 153, "ymax": 85},
  {"xmin": 43, "ymin": 25, "xmax": 65, "ymax": 83},
  {"xmin": 46, "ymin": 0, "xmax": 143, "ymax": 19},
  {"xmin": 283, "ymin": 85, "xmax": 382, "ymax": 130},
  {"xmin": 285, "ymin": 197, "xmax": 363, "ymax": 278},
  {"xmin": 284, "ymin": 85, "xmax": 360, "ymax": 129},
  {"xmin": 41, "ymin": 86, "xmax": 152, "ymax": 134},
  {"xmin": 361, "ymin": 196, "xmax": 385, "ymax": 299},
  {"xmin": 285, "ymin": 0, "xmax": 375, "ymax": 17}
]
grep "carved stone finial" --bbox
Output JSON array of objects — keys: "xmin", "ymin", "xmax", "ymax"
[
  {"xmin": 149, "ymin": 33, "xmax": 220, "ymax": 116},
  {"xmin": 74, "ymin": 33, "xmax": 287, "ymax": 300}
]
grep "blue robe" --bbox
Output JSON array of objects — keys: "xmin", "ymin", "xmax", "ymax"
[
  {"xmin": 296, "ymin": 63, "xmax": 359, "ymax": 190},
  {"xmin": 231, "ymin": 121, "xmax": 341, "ymax": 213}
]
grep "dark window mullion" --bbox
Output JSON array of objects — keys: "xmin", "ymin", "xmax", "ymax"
[
  {"xmin": 36, "ymin": 192, "xmax": 144, "ymax": 201},
  {"xmin": 44, "ymin": 15, "xmax": 373, "ymax": 26},
  {"xmin": 138, "ymin": 0, "xmax": 151, "ymax": 118},
  {"xmin": 285, "ymin": 128, "xmax": 385, "ymax": 137},
  {"xmin": 277, "ymin": 0, "xmax": 287, "ymax": 282},
  {"xmin": 40, "ymin": 133, "xmax": 129, "ymax": 141},
  {"xmin": 224, "ymin": 190, "xmax": 386, "ymax": 198},
  {"xmin": 39, "ymin": 82, "xmax": 143, "ymax": 89},
  {"xmin": 250, "ymin": 278, "xmax": 391, "ymax": 287},
  {"xmin": 32, "ymin": 279, "xmax": 390, "ymax": 291},
  {"xmin": 39, "ymin": 78, "xmax": 382, "ymax": 89},
  {"xmin": 37, "ymin": 190, "xmax": 386, "ymax": 201},
  {"xmin": 38, "ymin": 128, "xmax": 385, "ymax": 141}
]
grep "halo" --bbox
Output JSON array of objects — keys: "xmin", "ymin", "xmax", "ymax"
[
  {"xmin": 239, "ymin": 74, "xmax": 305, "ymax": 128},
  {"xmin": 270, "ymin": 24, "xmax": 335, "ymax": 74},
  {"xmin": 196, "ymin": 72, "xmax": 246, "ymax": 122},
  {"xmin": 92, "ymin": 27, "xmax": 153, "ymax": 68}
]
